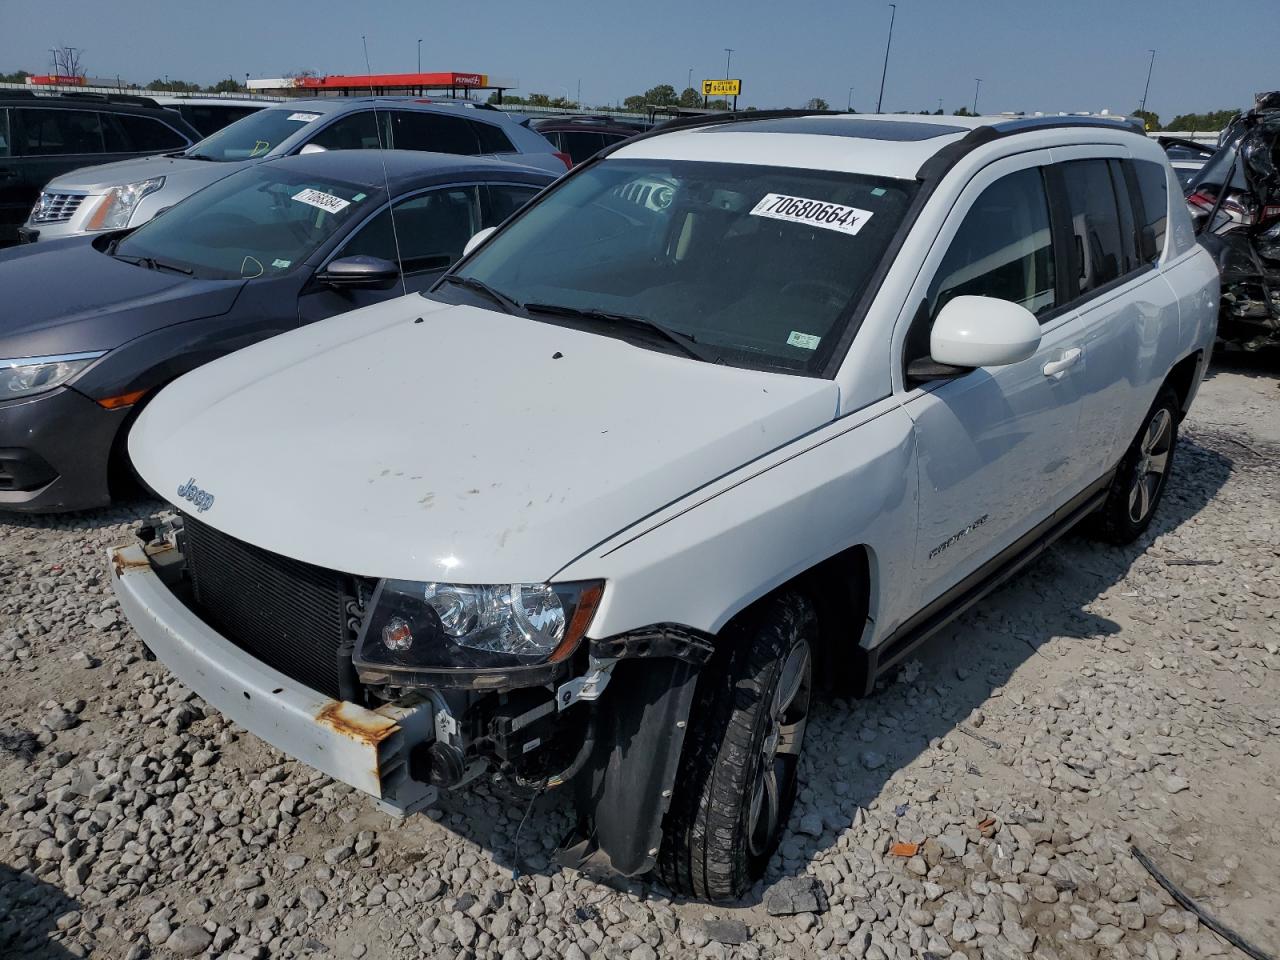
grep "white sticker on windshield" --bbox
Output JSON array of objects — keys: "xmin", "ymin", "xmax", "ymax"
[
  {"xmin": 750, "ymin": 193, "xmax": 873, "ymax": 236},
  {"xmin": 272, "ymin": 258, "xmax": 291, "ymax": 269},
  {"xmin": 787, "ymin": 331, "xmax": 821, "ymax": 350},
  {"xmin": 292, "ymin": 188, "xmax": 350, "ymax": 215},
  {"xmin": 287, "ymin": 112, "xmax": 321, "ymax": 123}
]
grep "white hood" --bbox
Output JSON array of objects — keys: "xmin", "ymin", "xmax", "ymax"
[{"xmin": 130, "ymin": 297, "xmax": 838, "ymax": 583}]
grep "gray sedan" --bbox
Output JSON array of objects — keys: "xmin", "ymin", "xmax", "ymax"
[{"xmin": 0, "ymin": 149, "xmax": 552, "ymax": 512}]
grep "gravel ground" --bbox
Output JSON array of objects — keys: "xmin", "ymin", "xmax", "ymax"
[{"xmin": 1, "ymin": 362, "xmax": 1277, "ymax": 960}]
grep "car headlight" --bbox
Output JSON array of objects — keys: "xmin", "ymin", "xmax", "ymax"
[
  {"xmin": 86, "ymin": 177, "xmax": 165, "ymax": 231},
  {"xmin": 355, "ymin": 579, "xmax": 604, "ymax": 689},
  {"xmin": 0, "ymin": 352, "xmax": 104, "ymax": 400}
]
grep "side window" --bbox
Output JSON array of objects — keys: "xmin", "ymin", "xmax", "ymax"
[
  {"xmin": 558, "ymin": 131, "xmax": 606, "ymax": 166},
  {"xmin": 600, "ymin": 133, "xmax": 630, "ymax": 149},
  {"xmin": 483, "ymin": 184, "xmax": 541, "ymax": 228},
  {"xmin": 1058, "ymin": 159, "xmax": 1126, "ymax": 296},
  {"xmin": 16, "ymin": 109, "xmax": 105, "ymax": 155},
  {"xmin": 116, "ymin": 114, "xmax": 188, "ymax": 151},
  {"xmin": 928, "ymin": 167, "xmax": 1057, "ymax": 321},
  {"xmin": 341, "ymin": 187, "xmax": 480, "ymax": 274},
  {"xmin": 471, "ymin": 120, "xmax": 515, "ymax": 154},
  {"xmin": 1133, "ymin": 160, "xmax": 1169, "ymax": 262},
  {"xmin": 308, "ymin": 112, "xmax": 382, "ymax": 151},
  {"xmin": 0, "ymin": 109, "xmax": 10, "ymax": 157},
  {"xmin": 390, "ymin": 112, "xmax": 479, "ymax": 155}
]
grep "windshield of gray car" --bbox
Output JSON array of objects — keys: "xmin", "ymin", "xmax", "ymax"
[
  {"xmin": 114, "ymin": 166, "xmax": 377, "ymax": 279},
  {"xmin": 186, "ymin": 106, "xmax": 328, "ymax": 161},
  {"xmin": 446, "ymin": 158, "xmax": 917, "ymax": 374}
]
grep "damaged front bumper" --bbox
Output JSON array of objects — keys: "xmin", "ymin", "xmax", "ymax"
[{"xmin": 109, "ymin": 541, "xmax": 438, "ymax": 814}]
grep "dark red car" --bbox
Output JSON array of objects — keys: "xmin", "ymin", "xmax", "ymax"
[{"xmin": 527, "ymin": 116, "xmax": 641, "ymax": 166}]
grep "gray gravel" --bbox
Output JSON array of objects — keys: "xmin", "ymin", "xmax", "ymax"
[{"xmin": 2, "ymin": 365, "xmax": 1278, "ymax": 959}]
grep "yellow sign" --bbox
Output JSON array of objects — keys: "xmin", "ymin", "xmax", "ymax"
[{"xmin": 702, "ymin": 79, "xmax": 742, "ymax": 97}]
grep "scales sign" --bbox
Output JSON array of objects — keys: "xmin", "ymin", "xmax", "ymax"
[{"xmin": 702, "ymin": 79, "xmax": 742, "ymax": 97}]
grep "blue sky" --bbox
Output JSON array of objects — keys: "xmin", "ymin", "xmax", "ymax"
[{"xmin": 1, "ymin": 0, "xmax": 1272, "ymax": 119}]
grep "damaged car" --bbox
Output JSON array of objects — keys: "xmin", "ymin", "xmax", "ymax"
[
  {"xmin": 1185, "ymin": 91, "xmax": 1280, "ymax": 351},
  {"xmin": 111, "ymin": 111, "xmax": 1217, "ymax": 901}
]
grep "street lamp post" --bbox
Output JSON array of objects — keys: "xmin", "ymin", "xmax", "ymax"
[
  {"xmin": 417, "ymin": 39, "xmax": 422, "ymax": 74},
  {"xmin": 724, "ymin": 47, "xmax": 735, "ymax": 108},
  {"xmin": 848, "ymin": 86, "xmax": 854, "ymax": 112},
  {"xmin": 973, "ymin": 78, "xmax": 982, "ymax": 115},
  {"xmin": 1139, "ymin": 48, "xmax": 1156, "ymax": 117},
  {"xmin": 687, "ymin": 67, "xmax": 693, "ymax": 93},
  {"xmin": 876, "ymin": 3, "xmax": 896, "ymax": 113}
]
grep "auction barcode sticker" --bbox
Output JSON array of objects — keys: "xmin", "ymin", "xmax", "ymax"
[
  {"xmin": 750, "ymin": 193, "xmax": 873, "ymax": 236},
  {"xmin": 287, "ymin": 112, "xmax": 321, "ymax": 122},
  {"xmin": 292, "ymin": 188, "xmax": 350, "ymax": 214}
]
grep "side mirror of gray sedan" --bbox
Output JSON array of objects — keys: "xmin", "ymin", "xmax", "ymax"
[{"xmin": 315, "ymin": 255, "xmax": 401, "ymax": 290}]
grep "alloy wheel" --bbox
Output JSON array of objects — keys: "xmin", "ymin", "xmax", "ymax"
[
  {"xmin": 747, "ymin": 638, "xmax": 813, "ymax": 857},
  {"xmin": 1128, "ymin": 408, "xmax": 1173, "ymax": 523}
]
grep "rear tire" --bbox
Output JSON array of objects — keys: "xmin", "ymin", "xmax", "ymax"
[
  {"xmin": 657, "ymin": 591, "xmax": 816, "ymax": 901},
  {"xmin": 1091, "ymin": 387, "xmax": 1179, "ymax": 545}
]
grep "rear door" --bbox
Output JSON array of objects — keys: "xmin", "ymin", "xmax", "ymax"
[
  {"xmin": 0, "ymin": 108, "xmax": 24, "ymax": 243},
  {"xmin": 12, "ymin": 107, "xmax": 113, "ymax": 231},
  {"xmin": 388, "ymin": 111, "xmax": 481, "ymax": 156}
]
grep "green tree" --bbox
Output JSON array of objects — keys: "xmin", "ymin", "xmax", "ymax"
[
  {"xmin": 1131, "ymin": 109, "xmax": 1160, "ymax": 131},
  {"xmin": 148, "ymin": 78, "xmax": 202, "ymax": 93},
  {"xmin": 623, "ymin": 94, "xmax": 646, "ymax": 112},
  {"xmin": 0, "ymin": 69, "xmax": 31, "ymax": 84},
  {"xmin": 952, "ymin": 106, "xmax": 974, "ymax": 116},
  {"xmin": 643, "ymin": 84, "xmax": 678, "ymax": 107},
  {"xmin": 679, "ymin": 86, "xmax": 702, "ymax": 108},
  {"xmin": 208, "ymin": 77, "xmax": 242, "ymax": 94},
  {"xmin": 527, "ymin": 93, "xmax": 553, "ymax": 107},
  {"xmin": 804, "ymin": 97, "xmax": 830, "ymax": 111},
  {"xmin": 1166, "ymin": 108, "xmax": 1239, "ymax": 132}
]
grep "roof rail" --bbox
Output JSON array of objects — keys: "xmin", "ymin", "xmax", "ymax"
[
  {"xmin": 986, "ymin": 114, "xmax": 1146, "ymax": 136},
  {"xmin": 57, "ymin": 91, "xmax": 162, "ymax": 109},
  {"xmin": 652, "ymin": 108, "xmax": 843, "ymax": 133}
]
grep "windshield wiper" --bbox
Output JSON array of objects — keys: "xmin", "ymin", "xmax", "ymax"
[
  {"xmin": 523, "ymin": 302, "xmax": 719, "ymax": 363},
  {"xmin": 437, "ymin": 274, "xmax": 523, "ymax": 315},
  {"xmin": 184, "ymin": 152, "xmax": 219, "ymax": 161},
  {"xmin": 111, "ymin": 253, "xmax": 193, "ymax": 276}
]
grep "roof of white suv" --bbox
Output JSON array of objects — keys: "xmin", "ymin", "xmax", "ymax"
[{"xmin": 612, "ymin": 112, "xmax": 1147, "ymax": 179}]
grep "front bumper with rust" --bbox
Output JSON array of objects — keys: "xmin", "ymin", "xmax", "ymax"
[{"xmin": 109, "ymin": 542, "xmax": 437, "ymax": 814}]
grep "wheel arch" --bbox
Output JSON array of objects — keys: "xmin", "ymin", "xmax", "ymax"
[{"xmin": 1163, "ymin": 348, "xmax": 1205, "ymax": 421}]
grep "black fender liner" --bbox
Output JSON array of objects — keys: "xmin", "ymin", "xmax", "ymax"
[{"xmin": 555, "ymin": 625, "xmax": 714, "ymax": 879}]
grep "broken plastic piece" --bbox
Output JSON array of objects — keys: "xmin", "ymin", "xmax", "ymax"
[{"xmin": 890, "ymin": 841, "xmax": 920, "ymax": 857}]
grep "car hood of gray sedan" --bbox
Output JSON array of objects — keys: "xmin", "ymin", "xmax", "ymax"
[{"xmin": 49, "ymin": 154, "xmax": 250, "ymax": 194}]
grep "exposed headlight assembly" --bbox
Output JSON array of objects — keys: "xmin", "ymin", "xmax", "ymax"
[
  {"xmin": 355, "ymin": 579, "xmax": 604, "ymax": 690},
  {"xmin": 87, "ymin": 177, "xmax": 165, "ymax": 231},
  {"xmin": 0, "ymin": 352, "xmax": 104, "ymax": 400}
]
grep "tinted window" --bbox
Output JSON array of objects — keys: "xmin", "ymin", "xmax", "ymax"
[
  {"xmin": 16, "ymin": 109, "xmax": 104, "ymax": 155},
  {"xmin": 308, "ymin": 111, "xmax": 382, "ymax": 151},
  {"xmin": 179, "ymin": 105, "xmax": 260, "ymax": 137},
  {"xmin": 929, "ymin": 167, "xmax": 1057, "ymax": 320},
  {"xmin": 342, "ymin": 187, "xmax": 480, "ymax": 274},
  {"xmin": 600, "ymin": 133, "xmax": 629, "ymax": 148},
  {"xmin": 484, "ymin": 184, "xmax": 541, "ymax": 227},
  {"xmin": 116, "ymin": 114, "xmax": 188, "ymax": 151},
  {"xmin": 557, "ymin": 131, "xmax": 606, "ymax": 165},
  {"xmin": 1134, "ymin": 160, "xmax": 1169, "ymax": 262},
  {"xmin": 472, "ymin": 120, "xmax": 514, "ymax": 154},
  {"xmin": 390, "ymin": 112, "xmax": 478, "ymax": 155},
  {"xmin": 0, "ymin": 109, "xmax": 8, "ymax": 157},
  {"xmin": 1060, "ymin": 159, "xmax": 1126, "ymax": 296}
]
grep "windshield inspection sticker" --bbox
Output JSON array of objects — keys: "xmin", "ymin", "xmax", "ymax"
[
  {"xmin": 787, "ymin": 331, "xmax": 822, "ymax": 350},
  {"xmin": 292, "ymin": 188, "xmax": 350, "ymax": 215},
  {"xmin": 750, "ymin": 193, "xmax": 873, "ymax": 236},
  {"xmin": 287, "ymin": 112, "xmax": 321, "ymax": 123},
  {"xmin": 271, "ymin": 258, "xmax": 291, "ymax": 269}
]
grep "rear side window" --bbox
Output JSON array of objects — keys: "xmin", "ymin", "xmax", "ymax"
[
  {"xmin": 307, "ymin": 111, "xmax": 382, "ymax": 151},
  {"xmin": 1059, "ymin": 159, "xmax": 1126, "ymax": 296},
  {"xmin": 929, "ymin": 167, "xmax": 1057, "ymax": 320},
  {"xmin": 16, "ymin": 109, "xmax": 104, "ymax": 155},
  {"xmin": 0, "ymin": 109, "xmax": 10, "ymax": 157},
  {"xmin": 390, "ymin": 112, "xmax": 479, "ymax": 155},
  {"xmin": 1133, "ymin": 160, "xmax": 1169, "ymax": 262},
  {"xmin": 557, "ymin": 131, "xmax": 607, "ymax": 165},
  {"xmin": 180, "ymin": 105, "xmax": 259, "ymax": 137},
  {"xmin": 342, "ymin": 186, "xmax": 480, "ymax": 274},
  {"xmin": 472, "ymin": 120, "xmax": 514, "ymax": 154},
  {"xmin": 116, "ymin": 114, "xmax": 188, "ymax": 151},
  {"xmin": 483, "ymin": 184, "xmax": 541, "ymax": 227}
]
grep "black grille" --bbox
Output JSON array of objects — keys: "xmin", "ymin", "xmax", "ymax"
[{"xmin": 183, "ymin": 515, "xmax": 353, "ymax": 699}]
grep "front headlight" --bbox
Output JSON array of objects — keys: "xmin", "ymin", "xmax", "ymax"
[
  {"xmin": 86, "ymin": 177, "xmax": 165, "ymax": 231},
  {"xmin": 0, "ymin": 352, "xmax": 104, "ymax": 400},
  {"xmin": 355, "ymin": 579, "xmax": 604, "ymax": 689}
]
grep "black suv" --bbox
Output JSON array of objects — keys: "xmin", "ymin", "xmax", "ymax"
[{"xmin": 0, "ymin": 92, "xmax": 201, "ymax": 246}]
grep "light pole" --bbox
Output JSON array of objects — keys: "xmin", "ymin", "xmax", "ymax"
[
  {"xmin": 848, "ymin": 86, "xmax": 854, "ymax": 112},
  {"xmin": 577, "ymin": 78, "xmax": 582, "ymax": 107},
  {"xmin": 1139, "ymin": 48, "xmax": 1156, "ymax": 118},
  {"xmin": 687, "ymin": 67, "xmax": 693, "ymax": 92},
  {"xmin": 417, "ymin": 39, "xmax": 422, "ymax": 74},
  {"xmin": 724, "ymin": 47, "xmax": 735, "ymax": 107},
  {"xmin": 876, "ymin": 3, "xmax": 896, "ymax": 113},
  {"xmin": 972, "ymin": 78, "xmax": 982, "ymax": 115},
  {"xmin": 937, "ymin": 97, "xmax": 943, "ymax": 113}
]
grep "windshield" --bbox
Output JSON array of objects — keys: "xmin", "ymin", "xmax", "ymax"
[
  {"xmin": 447, "ymin": 158, "xmax": 917, "ymax": 373},
  {"xmin": 186, "ymin": 106, "xmax": 326, "ymax": 161},
  {"xmin": 115, "ymin": 166, "xmax": 377, "ymax": 279}
]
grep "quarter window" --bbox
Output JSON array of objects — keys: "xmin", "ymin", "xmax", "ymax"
[
  {"xmin": 472, "ymin": 120, "xmax": 514, "ymax": 154},
  {"xmin": 1133, "ymin": 160, "xmax": 1169, "ymax": 262},
  {"xmin": 116, "ymin": 114, "xmax": 188, "ymax": 151},
  {"xmin": 342, "ymin": 187, "xmax": 480, "ymax": 274},
  {"xmin": 1059, "ymin": 159, "xmax": 1126, "ymax": 295},
  {"xmin": 928, "ymin": 167, "xmax": 1057, "ymax": 320},
  {"xmin": 556, "ymin": 131, "xmax": 607, "ymax": 165},
  {"xmin": 389, "ymin": 112, "xmax": 479, "ymax": 155},
  {"xmin": 16, "ymin": 109, "xmax": 105, "ymax": 155}
]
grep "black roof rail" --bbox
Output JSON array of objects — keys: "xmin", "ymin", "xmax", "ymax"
[
  {"xmin": 986, "ymin": 114, "xmax": 1146, "ymax": 136},
  {"xmin": 57, "ymin": 91, "xmax": 162, "ymax": 109},
  {"xmin": 592, "ymin": 108, "xmax": 844, "ymax": 160},
  {"xmin": 1, "ymin": 89, "xmax": 38, "ymax": 98}
]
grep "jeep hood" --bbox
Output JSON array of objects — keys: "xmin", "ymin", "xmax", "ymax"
[{"xmin": 131, "ymin": 298, "xmax": 839, "ymax": 583}]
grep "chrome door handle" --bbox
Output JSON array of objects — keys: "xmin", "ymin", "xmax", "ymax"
[{"xmin": 1042, "ymin": 347, "xmax": 1082, "ymax": 380}]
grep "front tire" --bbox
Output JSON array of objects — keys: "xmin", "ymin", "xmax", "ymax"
[
  {"xmin": 657, "ymin": 591, "xmax": 816, "ymax": 901},
  {"xmin": 1091, "ymin": 387, "xmax": 1179, "ymax": 544}
]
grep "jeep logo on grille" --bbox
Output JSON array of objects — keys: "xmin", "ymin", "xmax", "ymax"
[{"xmin": 177, "ymin": 478, "xmax": 215, "ymax": 513}]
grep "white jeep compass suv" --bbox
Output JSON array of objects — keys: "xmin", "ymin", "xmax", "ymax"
[{"xmin": 111, "ymin": 111, "xmax": 1218, "ymax": 901}]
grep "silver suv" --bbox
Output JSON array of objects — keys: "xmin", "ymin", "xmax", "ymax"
[{"xmin": 23, "ymin": 98, "xmax": 567, "ymax": 241}]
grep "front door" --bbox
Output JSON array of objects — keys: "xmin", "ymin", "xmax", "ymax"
[{"xmin": 897, "ymin": 158, "xmax": 1091, "ymax": 609}]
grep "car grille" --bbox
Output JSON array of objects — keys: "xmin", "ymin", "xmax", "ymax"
[
  {"xmin": 31, "ymin": 192, "xmax": 86, "ymax": 224},
  {"xmin": 182, "ymin": 515, "xmax": 363, "ymax": 700}
]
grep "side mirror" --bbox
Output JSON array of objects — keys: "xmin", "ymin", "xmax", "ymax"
[
  {"xmin": 299, "ymin": 143, "xmax": 327, "ymax": 155},
  {"xmin": 929, "ymin": 295, "xmax": 1042, "ymax": 367},
  {"xmin": 315, "ymin": 255, "xmax": 400, "ymax": 290},
  {"xmin": 462, "ymin": 226, "xmax": 497, "ymax": 258}
]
